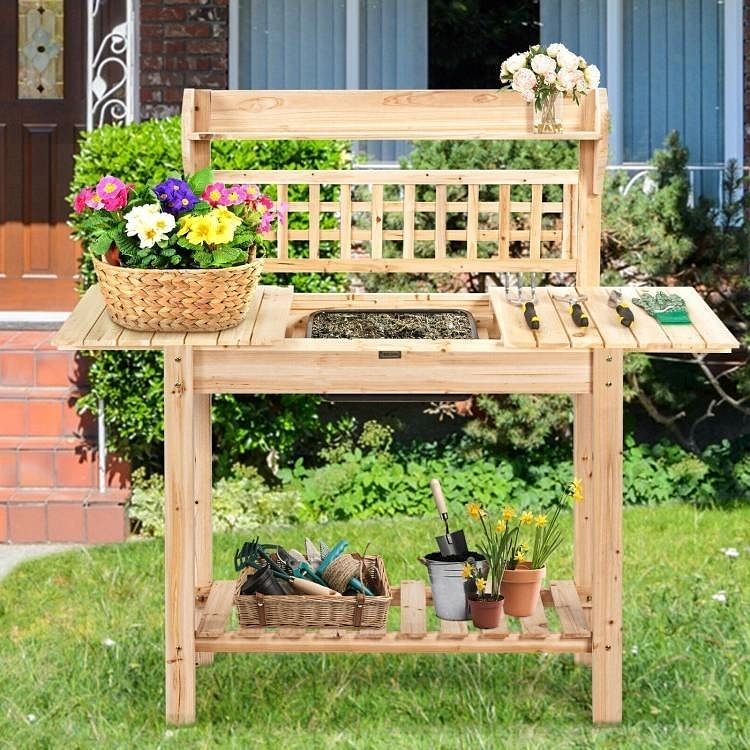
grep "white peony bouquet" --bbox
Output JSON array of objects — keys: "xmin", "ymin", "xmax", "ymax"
[{"xmin": 499, "ymin": 43, "xmax": 600, "ymax": 110}]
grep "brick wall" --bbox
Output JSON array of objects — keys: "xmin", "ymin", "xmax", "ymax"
[{"xmin": 139, "ymin": 0, "xmax": 229, "ymax": 120}]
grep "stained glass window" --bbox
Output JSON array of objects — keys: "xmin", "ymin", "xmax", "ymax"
[{"xmin": 18, "ymin": 0, "xmax": 64, "ymax": 99}]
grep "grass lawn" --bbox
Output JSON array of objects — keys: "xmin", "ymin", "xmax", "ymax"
[{"xmin": 0, "ymin": 504, "xmax": 748, "ymax": 749}]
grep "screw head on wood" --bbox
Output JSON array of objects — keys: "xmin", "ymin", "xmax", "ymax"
[
  {"xmin": 606, "ymin": 381, "xmax": 612, "ymax": 387},
  {"xmin": 175, "ymin": 356, "xmax": 182, "ymax": 362},
  {"xmin": 606, "ymin": 355, "xmax": 613, "ymax": 362}
]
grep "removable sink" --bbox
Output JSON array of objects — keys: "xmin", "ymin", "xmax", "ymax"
[{"xmin": 306, "ymin": 308, "xmax": 478, "ymax": 402}]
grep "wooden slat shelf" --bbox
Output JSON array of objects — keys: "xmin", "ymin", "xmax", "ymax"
[
  {"xmin": 194, "ymin": 579, "xmax": 591, "ymax": 655},
  {"xmin": 55, "ymin": 285, "xmax": 739, "ymax": 356}
]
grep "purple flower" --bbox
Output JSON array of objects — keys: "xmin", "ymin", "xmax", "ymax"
[{"xmin": 153, "ymin": 177, "xmax": 199, "ymax": 216}]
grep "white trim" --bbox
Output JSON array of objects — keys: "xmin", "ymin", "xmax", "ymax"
[
  {"xmin": 229, "ymin": 0, "xmax": 239, "ymax": 89},
  {"xmin": 605, "ymin": 0, "xmax": 623, "ymax": 164},
  {"xmin": 345, "ymin": 0, "xmax": 360, "ymax": 89},
  {"xmin": 724, "ymin": 0, "xmax": 743, "ymax": 166}
]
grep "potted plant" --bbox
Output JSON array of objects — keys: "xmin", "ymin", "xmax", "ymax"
[
  {"xmin": 462, "ymin": 502, "xmax": 519, "ymax": 629},
  {"xmin": 499, "ymin": 43, "xmax": 600, "ymax": 133},
  {"xmin": 500, "ymin": 478, "xmax": 584, "ymax": 617},
  {"xmin": 70, "ymin": 170, "xmax": 285, "ymax": 332}
]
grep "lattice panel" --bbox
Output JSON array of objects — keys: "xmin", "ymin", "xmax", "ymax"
[{"xmin": 214, "ymin": 169, "xmax": 580, "ymax": 273}]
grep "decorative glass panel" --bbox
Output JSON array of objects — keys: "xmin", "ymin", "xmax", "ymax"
[{"xmin": 18, "ymin": 0, "xmax": 64, "ymax": 99}]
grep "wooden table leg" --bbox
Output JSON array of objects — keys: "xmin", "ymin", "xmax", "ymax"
[
  {"xmin": 194, "ymin": 392, "xmax": 214, "ymax": 666},
  {"xmin": 591, "ymin": 349, "xmax": 623, "ymax": 723},
  {"xmin": 573, "ymin": 391, "xmax": 593, "ymax": 666},
  {"xmin": 164, "ymin": 347, "xmax": 196, "ymax": 724}
]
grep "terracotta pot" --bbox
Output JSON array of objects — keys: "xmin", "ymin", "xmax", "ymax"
[
  {"xmin": 468, "ymin": 595, "xmax": 503, "ymax": 629},
  {"xmin": 501, "ymin": 564, "xmax": 545, "ymax": 617}
]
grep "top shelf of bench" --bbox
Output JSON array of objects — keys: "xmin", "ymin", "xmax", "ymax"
[{"xmin": 182, "ymin": 89, "xmax": 606, "ymax": 142}]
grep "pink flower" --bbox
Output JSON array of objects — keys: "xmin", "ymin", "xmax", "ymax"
[
  {"xmin": 85, "ymin": 191, "xmax": 105, "ymax": 210},
  {"xmin": 258, "ymin": 195, "xmax": 274, "ymax": 213},
  {"xmin": 244, "ymin": 185, "xmax": 261, "ymax": 204},
  {"xmin": 511, "ymin": 67, "xmax": 537, "ymax": 95},
  {"xmin": 276, "ymin": 201, "xmax": 288, "ymax": 225},
  {"xmin": 73, "ymin": 187, "xmax": 93, "ymax": 214},
  {"xmin": 259, "ymin": 211, "xmax": 275, "ymax": 233},
  {"xmin": 225, "ymin": 185, "xmax": 248, "ymax": 205},
  {"xmin": 202, "ymin": 182, "xmax": 230, "ymax": 207},
  {"xmin": 102, "ymin": 187, "xmax": 130, "ymax": 211},
  {"xmin": 96, "ymin": 175, "xmax": 127, "ymax": 199}
]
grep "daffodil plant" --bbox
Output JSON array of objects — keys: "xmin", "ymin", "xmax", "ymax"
[{"xmin": 70, "ymin": 169, "xmax": 285, "ymax": 269}]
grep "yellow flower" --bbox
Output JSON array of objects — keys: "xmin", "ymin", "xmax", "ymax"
[
  {"xmin": 462, "ymin": 561, "xmax": 473, "ymax": 579},
  {"xmin": 495, "ymin": 520, "xmax": 506, "ymax": 533},
  {"xmin": 178, "ymin": 214, "xmax": 218, "ymax": 245},
  {"xmin": 514, "ymin": 551, "xmax": 526, "ymax": 563},
  {"xmin": 520, "ymin": 511, "xmax": 535, "ymax": 526},
  {"xmin": 467, "ymin": 503, "xmax": 484, "ymax": 519},
  {"xmin": 535, "ymin": 514, "xmax": 548, "ymax": 528},
  {"xmin": 569, "ymin": 477, "xmax": 584, "ymax": 503},
  {"xmin": 475, "ymin": 577, "xmax": 486, "ymax": 594},
  {"xmin": 519, "ymin": 542, "xmax": 529, "ymax": 553},
  {"xmin": 502, "ymin": 506, "xmax": 516, "ymax": 521}
]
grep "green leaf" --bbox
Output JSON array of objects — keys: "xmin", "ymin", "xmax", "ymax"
[{"xmin": 188, "ymin": 167, "xmax": 213, "ymax": 196}]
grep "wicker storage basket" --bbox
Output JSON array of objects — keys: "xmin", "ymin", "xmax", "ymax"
[
  {"xmin": 234, "ymin": 555, "xmax": 391, "ymax": 629},
  {"xmin": 93, "ymin": 257, "xmax": 264, "ymax": 332}
]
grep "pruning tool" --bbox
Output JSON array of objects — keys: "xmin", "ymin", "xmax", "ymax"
[
  {"xmin": 608, "ymin": 290, "xmax": 635, "ymax": 328},
  {"xmin": 504, "ymin": 272, "xmax": 540, "ymax": 330},
  {"xmin": 556, "ymin": 293, "xmax": 589, "ymax": 328}
]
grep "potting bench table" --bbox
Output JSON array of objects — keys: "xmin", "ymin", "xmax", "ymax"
[{"xmin": 54, "ymin": 88, "xmax": 738, "ymax": 726}]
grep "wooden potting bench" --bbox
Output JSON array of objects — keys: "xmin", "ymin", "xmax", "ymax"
[{"xmin": 54, "ymin": 88, "xmax": 739, "ymax": 726}]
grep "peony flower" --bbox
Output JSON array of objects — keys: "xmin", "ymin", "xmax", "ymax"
[
  {"xmin": 546, "ymin": 43, "xmax": 567, "ymax": 59},
  {"xmin": 503, "ymin": 52, "xmax": 529, "ymax": 74},
  {"xmin": 544, "ymin": 71, "xmax": 557, "ymax": 85},
  {"xmin": 74, "ymin": 187, "xmax": 94, "ymax": 214},
  {"xmin": 557, "ymin": 47, "xmax": 580, "ymax": 70},
  {"xmin": 556, "ymin": 68, "xmax": 581, "ymax": 93},
  {"xmin": 531, "ymin": 54, "xmax": 556, "ymax": 76},
  {"xmin": 511, "ymin": 67, "xmax": 537, "ymax": 95},
  {"xmin": 584, "ymin": 64, "xmax": 601, "ymax": 88}
]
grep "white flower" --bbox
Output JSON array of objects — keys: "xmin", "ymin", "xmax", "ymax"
[
  {"xmin": 511, "ymin": 68, "xmax": 537, "ymax": 95},
  {"xmin": 578, "ymin": 56, "xmax": 587, "ymax": 69},
  {"xmin": 544, "ymin": 71, "xmax": 557, "ymax": 85},
  {"xmin": 557, "ymin": 48, "xmax": 580, "ymax": 70},
  {"xmin": 530, "ymin": 54, "xmax": 556, "ymax": 76},
  {"xmin": 165, "ymin": 730, "xmax": 175, "ymax": 739},
  {"xmin": 630, "ymin": 645, "xmax": 639, "ymax": 655},
  {"xmin": 125, "ymin": 204, "xmax": 176, "ymax": 249},
  {"xmin": 503, "ymin": 52, "xmax": 529, "ymax": 74},
  {"xmin": 546, "ymin": 43, "xmax": 567, "ymax": 59},
  {"xmin": 102, "ymin": 637, "xmax": 117, "ymax": 648},
  {"xmin": 522, "ymin": 90, "xmax": 535, "ymax": 103},
  {"xmin": 712, "ymin": 591, "xmax": 727, "ymax": 604},
  {"xmin": 25, "ymin": 714, "xmax": 37, "ymax": 724},
  {"xmin": 720, "ymin": 547, "xmax": 739, "ymax": 558},
  {"xmin": 584, "ymin": 64, "xmax": 601, "ymax": 88},
  {"xmin": 555, "ymin": 68, "xmax": 580, "ymax": 93}
]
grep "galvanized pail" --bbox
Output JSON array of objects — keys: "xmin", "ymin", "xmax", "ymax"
[{"xmin": 422, "ymin": 551, "xmax": 487, "ymax": 621}]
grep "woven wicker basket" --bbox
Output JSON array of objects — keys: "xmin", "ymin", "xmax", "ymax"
[
  {"xmin": 234, "ymin": 555, "xmax": 391, "ymax": 629},
  {"xmin": 93, "ymin": 256, "xmax": 264, "ymax": 332}
]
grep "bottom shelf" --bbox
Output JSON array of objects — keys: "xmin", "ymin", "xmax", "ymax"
[{"xmin": 194, "ymin": 578, "xmax": 592, "ymax": 655}]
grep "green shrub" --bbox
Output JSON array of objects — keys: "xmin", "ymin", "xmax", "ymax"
[{"xmin": 72, "ymin": 118, "xmax": 351, "ymax": 474}]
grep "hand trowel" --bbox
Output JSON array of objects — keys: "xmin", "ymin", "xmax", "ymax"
[{"xmin": 430, "ymin": 478, "xmax": 469, "ymax": 559}]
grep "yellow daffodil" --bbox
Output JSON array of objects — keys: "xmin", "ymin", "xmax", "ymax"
[
  {"xmin": 462, "ymin": 561, "xmax": 473, "ymax": 579},
  {"xmin": 535, "ymin": 514, "xmax": 548, "ymax": 528},
  {"xmin": 475, "ymin": 577, "xmax": 486, "ymax": 593},
  {"xmin": 520, "ymin": 511, "xmax": 535, "ymax": 526},
  {"xmin": 502, "ymin": 506, "xmax": 516, "ymax": 521},
  {"xmin": 569, "ymin": 477, "xmax": 584, "ymax": 503},
  {"xmin": 467, "ymin": 502, "xmax": 484, "ymax": 519},
  {"xmin": 495, "ymin": 520, "xmax": 507, "ymax": 533},
  {"xmin": 519, "ymin": 542, "xmax": 529, "ymax": 553},
  {"xmin": 514, "ymin": 551, "xmax": 526, "ymax": 563}
]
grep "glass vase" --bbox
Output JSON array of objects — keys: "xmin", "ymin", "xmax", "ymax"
[{"xmin": 533, "ymin": 93, "xmax": 563, "ymax": 134}]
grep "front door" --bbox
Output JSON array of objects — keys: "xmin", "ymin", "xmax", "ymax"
[{"xmin": 0, "ymin": 1, "xmax": 85, "ymax": 311}]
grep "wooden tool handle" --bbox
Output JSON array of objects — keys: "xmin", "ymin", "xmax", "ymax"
[
  {"xmin": 430, "ymin": 478, "xmax": 448, "ymax": 517},
  {"xmin": 289, "ymin": 577, "xmax": 342, "ymax": 597}
]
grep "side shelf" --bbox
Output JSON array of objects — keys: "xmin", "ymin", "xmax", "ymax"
[{"xmin": 194, "ymin": 579, "xmax": 592, "ymax": 655}]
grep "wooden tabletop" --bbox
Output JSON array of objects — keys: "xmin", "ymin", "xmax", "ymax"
[{"xmin": 53, "ymin": 284, "xmax": 738, "ymax": 354}]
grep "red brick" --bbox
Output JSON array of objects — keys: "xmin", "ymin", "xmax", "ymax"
[
  {"xmin": 0, "ymin": 352, "xmax": 34, "ymax": 385},
  {"xmin": 9, "ymin": 490, "xmax": 50, "ymax": 503},
  {"xmin": 54, "ymin": 449, "xmax": 96, "ymax": 488},
  {"xmin": 87, "ymin": 505, "xmax": 128, "ymax": 544},
  {"xmin": 62, "ymin": 398, "xmax": 94, "ymax": 437},
  {"xmin": 140, "ymin": 6, "xmax": 187, "ymax": 21},
  {"xmin": 35, "ymin": 352, "xmax": 73, "ymax": 386},
  {"xmin": 27, "ymin": 400, "xmax": 63, "ymax": 436},
  {"xmin": 0, "ymin": 450, "xmax": 17, "ymax": 486},
  {"xmin": 48, "ymin": 503, "xmax": 86, "ymax": 543},
  {"xmin": 107, "ymin": 455, "xmax": 132, "ymax": 490},
  {"xmin": 0, "ymin": 399, "xmax": 26, "ymax": 435},
  {"xmin": 140, "ymin": 88, "xmax": 164, "ymax": 104},
  {"xmin": 164, "ymin": 23, "xmax": 211, "ymax": 38},
  {"xmin": 8, "ymin": 504, "xmax": 46, "ymax": 543},
  {"xmin": 18, "ymin": 449, "xmax": 54, "ymax": 487},
  {"xmin": 0, "ymin": 504, "xmax": 7, "ymax": 542},
  {"xmin": 0, "ymin": 332, "xmax": 20, "ymax": 350}
]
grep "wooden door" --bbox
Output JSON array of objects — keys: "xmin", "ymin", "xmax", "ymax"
[{"xmin": 0, "ymin": 1, "xmax": 85, "ymax": 311}]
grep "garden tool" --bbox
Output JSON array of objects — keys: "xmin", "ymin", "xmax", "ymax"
[
  {"xmin": 304, "ymin": 538, "xmax": 322, "ymax": 569},
  {"xmin": 430, "ymin": 478, "xmax": 469, "ymax": 559},
  {"xmin": 275, "ymin": 545, "xmax": 333, "ymax": 589},
  {"xmin": 317, "ymin": 540, "xmax": 349, "ymax": 576},
  {"xmin": 505, "ymin": 273, "xmax": 540, "ymax": 330},
  {"xmin": 632, "ymin": 291, "xmax": 691, "ymax": 325},
  {"xmin": 607, "ymin": 290, "xmax": 635, "ymax": 327},
  {"xmin": 555, "ymin": 292, "xmax": 589, "ymax": 327}
]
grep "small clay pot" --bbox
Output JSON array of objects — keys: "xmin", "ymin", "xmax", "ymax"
[
  {"xmin": 501, "ymin": 564, "xmax": 545, "ymax": 617},
  {"xmin": 239, "ymin": 565, "xmax": 287, "ymax": 596},
  {"xmin": 468, "ymin": 595, "xmax": 504, "ymax": 629}
]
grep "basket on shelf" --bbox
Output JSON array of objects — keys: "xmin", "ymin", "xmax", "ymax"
[
  {"xmin": 93, "ymin": 256, "xmax": 264, "ymax": 332},
  {"xmin": 234, "ymin": 554, "xmax": 391, "ymax": 629}
]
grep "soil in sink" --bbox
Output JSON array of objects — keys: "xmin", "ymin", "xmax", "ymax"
[{"xmin": 307, "ymin": 309, "xmax": 477, "ymax": 339}]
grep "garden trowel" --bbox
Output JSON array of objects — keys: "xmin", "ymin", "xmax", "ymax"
[{"xmin": 430, "ymin": 478, "xmax": 469, "ymax": 559}]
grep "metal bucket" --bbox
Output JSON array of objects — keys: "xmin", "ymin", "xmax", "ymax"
[{"xmin": 422, "ymin": 551, "xmax": 487, "ymax": 621}]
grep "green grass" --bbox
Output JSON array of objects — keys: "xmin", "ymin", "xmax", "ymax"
[{"xmin": 1, "ymin": 505, "xmax": 749, "ymax": 749}]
